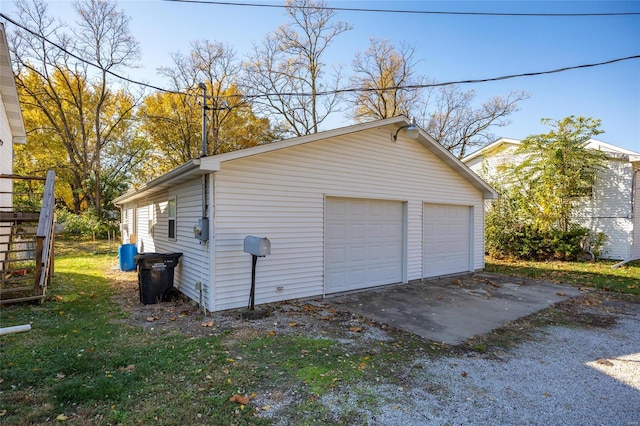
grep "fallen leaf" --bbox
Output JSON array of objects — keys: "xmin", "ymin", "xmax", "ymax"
[
  {"xmin": 461, "ymin": 371, "xmax": 467, "ymax": 378},
  {"xmin": 201, "ymin": 321, "xmax": 214, "ymax": 327},
  {"xmin": 543, "ymin": 392, "xmax": 551, "ymax": 397},
  {"xmin": 556, "ymin": 292, "xmax": 566, "ymax": 296},
  {"xmin": 230, "ymin": 394, "xmax": 249, "ymax": 405},
  {"xmin": 227, "ymin": 358, "xmax": 236, "ymax": 363},
  {"xmin": 169, "ymin": 317, "xmax": 177, "ymax": 321},
  {"xmin": 485, "ymin": 290, "xmax": 492, "ymax": 298},
  {"xmin": 320, "ymin": 315, "xmax": 333, "ymax": 321},
  {"xmin": 349, "ymin": 326, "xmax": 362, "ymax": 333},
  {"xmin": 452, "ymin": 279, "xmax": 461, "ymax": 285},
  {"xmin": 596, "ymin": 358, "xmax": 614, "ymax": 367},
  {"xmin": 268, "ymin": 330, "xmax": 276, "ymax": 336},
  {"xmin": 56, "ymin": 414, "xmax": 68, "ymax": 421},
  {"xmin": 54, "ymin": 295, "xmax": 63, "ymax": 301},
  {"xmin": 146, "ymin": 317, "xmax": 157, "ymax": 322},
  {"xmin": 485, "ymin": 279, "xmax": 500, "ymax": 288},
  {"xmin": 288, "ymin": 322, "xmax": 298, "ymax": 327},
  {"xmin": 0, "ymin": 409, "xmax": 6, "ymax": 416},
  {"xmin": 261, "ymin": 405, "xmax": 271, "ymax": 411},
  {"xmin": 56, "ymin": 373, "xmax": 66, "ymax": 380}
]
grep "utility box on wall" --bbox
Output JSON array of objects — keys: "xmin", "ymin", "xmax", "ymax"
[
  {"xmin": 194, "ymin": 218, "xmax": 209, "ymax": 242},
  {"xmin": 243, "ymin": 236, "xmax": 271, "ymax": 257}
]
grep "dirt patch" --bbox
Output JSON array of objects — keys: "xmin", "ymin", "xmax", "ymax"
[
  {"xmin": 105, "ymin": 267, "xmax": 635, "ymax": 354},
  {"xmin": 105, "ymin": 266, "xmax": 389, "ymax": 343}
]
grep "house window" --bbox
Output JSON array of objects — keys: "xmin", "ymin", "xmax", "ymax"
[{"xmin": 168, "ymin": 197, "xmax": 176, "ymax": 240}]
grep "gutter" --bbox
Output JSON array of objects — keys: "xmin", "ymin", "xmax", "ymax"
[{"xmin": 113, "ymin": 159, "xmax": 203, "ymax": 205}]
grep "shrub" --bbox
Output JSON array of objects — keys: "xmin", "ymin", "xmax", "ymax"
[
  {"xmin": 56, "ymin": 208, "xmax": 118, "ymax": 240},
  {"xmin": 485, "ymin": 193, "xmax": 594, "ymax": 261}
]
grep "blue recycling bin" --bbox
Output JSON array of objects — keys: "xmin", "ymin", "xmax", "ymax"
[{"xmin": 118, "ymin": 244, "xmax": 138, "ymax": 272}]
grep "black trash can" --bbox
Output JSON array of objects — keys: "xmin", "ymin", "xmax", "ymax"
[{"xmin": 134, "ymin": 252, "xmax": 183, "ymax": 304}]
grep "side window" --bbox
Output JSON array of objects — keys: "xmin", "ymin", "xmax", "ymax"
[{"xmin": 168, "ymin": 197, "xmax": 176, "ymax": 240}]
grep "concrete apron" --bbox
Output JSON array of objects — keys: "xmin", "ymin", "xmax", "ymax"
[{"xmin": 327, "ymin": 272, "xmax": 583, "ymax": 346}]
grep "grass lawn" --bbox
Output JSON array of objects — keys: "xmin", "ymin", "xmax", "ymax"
[
  {"xmin": 485, "ymin": 257, "xmax": 640, "ymax": 295},
  {"xmin": 0, "ymin": 241, "xmax": 427, "ymax": 425},
  {"xmin": 1, "ymin": 241, "xmax": 638, "ymax": 425}
]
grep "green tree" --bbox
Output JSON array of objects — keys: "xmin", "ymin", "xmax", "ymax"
[
  {"xmin": 10, "ymin": 0, "xmax": 142, "ymax": 216},
  {"xmin": 511, "ymin": 116, "xmax": 608, "ymax": 232}
]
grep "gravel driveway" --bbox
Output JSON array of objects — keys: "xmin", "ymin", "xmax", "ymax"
[{"xmin": 334, "ymin": 311, "xmax": 640, "ymax": 425}]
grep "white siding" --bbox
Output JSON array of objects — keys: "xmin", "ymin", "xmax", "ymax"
[
  {"xmin": 120, "ymin": 179, "xmax": 210, "ymax": 307},
  {"xmin": 0, "ymin": 96, "xmax": 11, "ymax": 264},
  {"xmin": 212, "ymin": 129, "xmax": 485, "ymax": 311},
  {"xmin": 573, "ymin": 159, "xmax": 634, "ymax": 260},
  {"xmin": 468, "ymin": 145, "xmax": 636, "ymax": 261},
  {"xmin": 0, "ymin": 91, "xmax": 13, "ymax": 211},
  {"xmin": 633, "ymin": 165, "xmax": 640, "ymax": 260}
]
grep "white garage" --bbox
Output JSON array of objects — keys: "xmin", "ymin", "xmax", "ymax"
[
  {"xmin": 423, "ymin": 203, "xmax": 472, "ymax": 277},
  {"xmin": 325, "ymin": 197, "xmax": 404, "ymax": 294},
  {"xmin": 115, "ymin": 116, "xmax": 498, "ymax": 312}
]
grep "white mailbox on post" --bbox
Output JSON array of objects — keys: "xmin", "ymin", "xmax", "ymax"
[{"xmin": 243, "ymin": 236, "xmax": 271, "ymax": 257}]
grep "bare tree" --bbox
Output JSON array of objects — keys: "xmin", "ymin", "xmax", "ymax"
[
  {"xmin": 243, "ymin": 0, "xmax": 351, "ymax": 136},
  {"xmin": 156, "ymin": 40, "xmax": 246, "ymax": 155},
  {"xmin": 349, "ymin": 38, "xmax": 427, "ymax": 122},
  {"xmin": 417, "ymin": 86, "xmax": 530, "ymax": 158},
  {"xmin": 9, "ymin": 0, "xmax": 141, "ymax": 215}
]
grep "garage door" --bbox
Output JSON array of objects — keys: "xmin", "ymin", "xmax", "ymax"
[
  {"xmin": 325, "ymin": 198, "xmax": 404, "ymax": 294},
  {"xmin": 423, "ymin": 203, "xmax": 471, "ymax": 277}
]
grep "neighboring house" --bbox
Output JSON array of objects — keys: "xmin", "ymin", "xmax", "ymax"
[
  {"xmin": 114, "ymin": 116, "xmax": 498, "ymax": 312},
  {"xmin": 1, "ymin": 22, "xmax": 28, "ymax": 264},
  {"xmin": 463, "ymin": 138, "xmax": 640, "ymax": 262}
]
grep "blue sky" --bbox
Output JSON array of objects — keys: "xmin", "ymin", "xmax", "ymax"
[{"xmin": 3, "ymin": 0, "xmax": 639, "ymax": 152}]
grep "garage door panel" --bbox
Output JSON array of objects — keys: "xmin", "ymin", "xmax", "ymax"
[
  {"xmin": 326, "ymin": 198, "xmax": 404, "ymax": 294},
  {"xmin": 424, "ymin": 204, "xmax": 471, "ymax": 278}
]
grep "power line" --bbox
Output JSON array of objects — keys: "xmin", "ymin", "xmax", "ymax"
[
  {"xmin": 1, "ymin": 12, "xmax": 638, "ymax": 102},
  {"xmin": 161, "ymin": 0, "xmax": 640, "ymax": 17},
  {"xmin": 0, "ymin": 12, "xmax": 187, "ymax": 96}
]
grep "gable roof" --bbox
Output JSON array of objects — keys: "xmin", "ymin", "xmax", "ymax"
[
  {"xmin": 462, "ymin": 137, "xmax": 640, "ymax": 164},
  {"xmin": 0, "ymin": 23, "xmax": 26, "ymax": 145},
  {"xmin": 114, "ymin": 116, "xmax": 498, "ymax": 204},
  {"xmin": 461, "ymin": 138, "xmax": 521, "ymax": 163}
]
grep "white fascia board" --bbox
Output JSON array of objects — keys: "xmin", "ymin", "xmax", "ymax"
[
  {"xmin": 0, "ymin": 23, "xmax": 27, "ymax": 145},
  {"xmin": 113, "ymin": 159, "xmax": 202, "ymax": 205}
]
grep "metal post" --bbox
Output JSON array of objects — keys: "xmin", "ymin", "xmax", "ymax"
[
  {"xmin": 199, "ymin": 82, "xmax": 207, "ymax": 158},
  {"xmin": 248, "ymin": 254, "xmax": 257, "ymax": 310}
]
